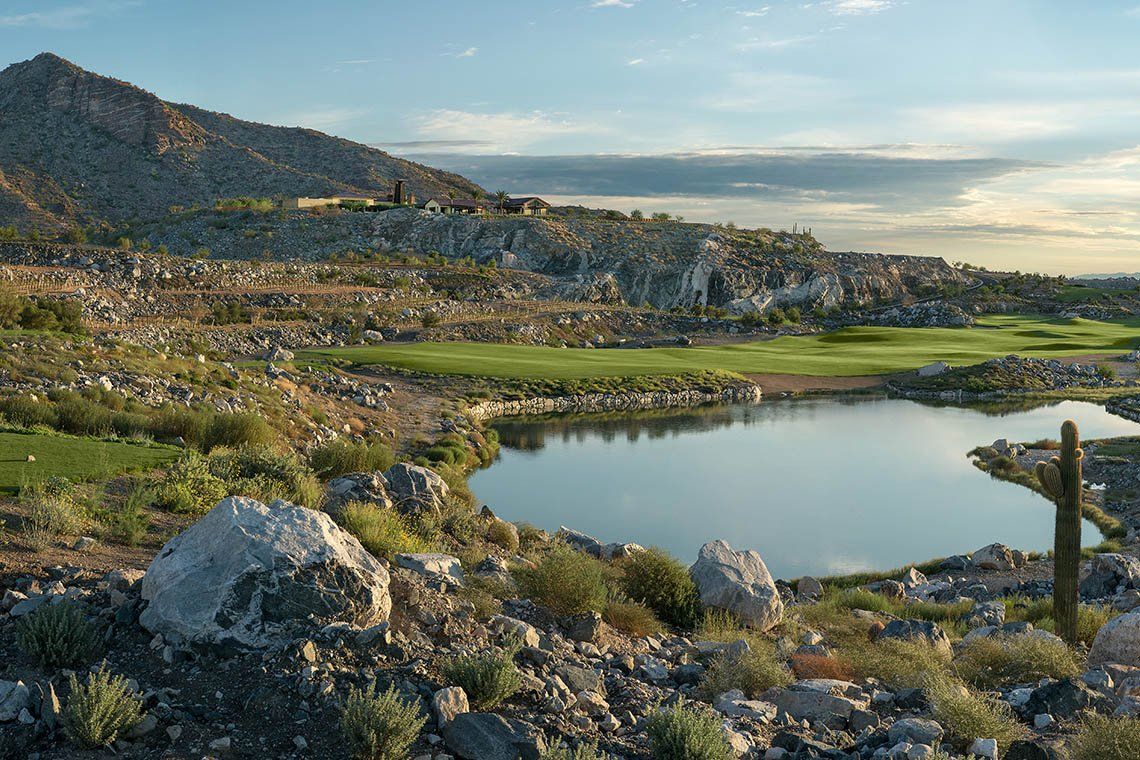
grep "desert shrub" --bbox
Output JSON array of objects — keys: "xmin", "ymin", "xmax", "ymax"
[
  {"xmin": 443, "ymin": 642, "xmax": 522, "ymax": 709},
  {"xmin": 201, "ymin": 412, "xmax": 276, "ymax": 452},
  {"xmin": 645, "ymin": 703, "xmax": 734, "ymax": 760},
  {"xmin": 339, "ymin": 503, "xmax": 434, "ymax": 559},
  {"xmin": 926, "ymin": 677, "xmax": 1025, "ymax": 750},
  {"xmin": 1004, "ymin": 597, "xmax": 1117, "ymax": 645},
  {"xmin": 16, "ymin": 601, "xmax": 99, "ymax": 667},
  {"xmin": 457, "ymin": 575, "xmax": 510, "ymax": 620},
  {"xmin": 104, "ymin": 483, "xmax": 151, "ymax": 546},
  {"xmin": 791, "ymin": 653, "xmax": 855, "ymax": 681},
  {"xmin": 153, "ymin": 451, "xmax": 227, "ymax": 514},
  {"xmin": 152, "ymin": 406, "xmax": 211, "ymax": 445},
  {"xmin": 514, "ymin": 545, "xmax": 609, "ymax": 615},
  {"xmin": 832, "ymin": 587, "xmax": 895, "ymax": 614},
  {"xmin": 0, "ymin": 394, "xmax": 58, "ymax": 428},
  {"xmin": 207, "ymin": 446, "xmax": 321, "ymax": 508},
  {"xmin": 517, "ymin": 522, "xmax": 547, "ymax": 551},
  {"xmin": 486, "ymin": 520, "xmax": 520, "ymax": 552},
  {"xmin": 541, "ymin": 740, "xmax": 607, "ymax": 760},
  {"xmin": 954, "ymin": 633, "xmax": 1082, "ymax": 688},
  {"xmin": 54, "ymin": 397, "xmax": 113, "ymax": 436},
  {"xmin": 619, "ymin": 547, "xmax": 701, "ymax": 628},
  {"xmin": 309, "ymin": 438, "xmax": 395, "ymax": 479},
  {"xmin": 695, "ymin": 608, "xmax": 748, "ymax": 642},
  {"xmin": 847, "ymin": 638, "xmax": 952, "ymax": 690},
  {"xmin": 20, "ymin": 480, "xmax": 85, "ymax": 548},
  {"xmin": 1074, "ymin": 714, "xmax": 1140, "ymax": 760},
  {"xmin": 604, "ymin": 597, "xmax": 664, "ymax": 637},
  {"xmin": 63, "ymin": 666, "xmax": 144, "ymax": 748},
  {"xmin": 700, "ymin": 641, "xmax": 792, "ymax": 699},
  {"xmin": 340, "ymin": 683, "xmax": 427, "ymax": 760}
]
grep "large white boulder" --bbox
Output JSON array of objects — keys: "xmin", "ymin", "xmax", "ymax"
[
  {"xmin": 140, "ymin": 497, "xmax": 390, "ymax": 650},
  {"xmin": 689, "ymin": 540, "xmax": 783, "ymax": 631},
  {"xmin": 1090, "ymin": 611, "xmax": 1140, "ymax": 667},
  {"xmin": 383, "ymin": 463, "xmax": 450, "ymax": 514}
]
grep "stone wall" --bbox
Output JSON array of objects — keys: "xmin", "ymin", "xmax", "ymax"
[
  {"xmin": 1107, "ymin": 396, "xmax": 1140, "ymax": 424},
  {"xmin": 466, "ymin": 383, "xmax": 762, "ymax": 421}
]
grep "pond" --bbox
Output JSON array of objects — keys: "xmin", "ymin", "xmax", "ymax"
[{"xmin": 470, "ymin": 397, "xmax": 1140, "ymax": 579}]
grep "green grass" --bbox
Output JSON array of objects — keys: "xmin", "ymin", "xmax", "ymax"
[
  {"xmin": 298, "ymin": 316, "xmax": 1140, "ymax": 379},
  {"xmin": 0, "ymin": 431, "xmax": 178, "ymax": 494}
]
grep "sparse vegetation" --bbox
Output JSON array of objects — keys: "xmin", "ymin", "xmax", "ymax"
[
  {"xmin": 645, "ymin": 703, "xmax": 734, "ymax": 760},
  {"xmin": 339, "ymin": 503, "xmax": 435, "ymax": 558},
  {"xmin": 699, "ymin": 641, "xmax": 793, "ymax": 699},
  {"xmin": 514, "ymin": 544, "xmax": 609, "ymax": 615},
  {"xmin": 16, "ymin": 600, "xmax": 99, "ymax": 667},
  {"xmin": 1074, "ymin": 715, "xmax": 1140, "ymax": 760},
  {"xmin": 63, "ymin": 666, "xmax": 145, "ymax": 749},
  {"xmin": 340, "ymin": 684, "xmax": 427, "ymax": 760},
  {"xmin": 954, "ymin": 633, "xmax": 1082, "ymax": 688},
  {"xmin": 443, "ymin": 642, "xmax": 523, "ymax": 709}
]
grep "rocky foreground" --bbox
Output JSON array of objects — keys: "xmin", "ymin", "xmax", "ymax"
[{"xmin": 4, "ymin": 453, "xmax": 1140, "ymax": 759}]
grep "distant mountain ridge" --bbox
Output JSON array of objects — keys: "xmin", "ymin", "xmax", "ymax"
[{"xmin": 0, "ymin": 52, "xmax": 483, "ymax": 230}]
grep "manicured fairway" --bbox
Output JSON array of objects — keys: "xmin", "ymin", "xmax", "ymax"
[
  {"xmin": 0, "ymin": 431, "xmax": 179, "ymax": 494},
  {"xmin": 299, "ymin": 315, "xmax": 1140, "ymax": 379}
]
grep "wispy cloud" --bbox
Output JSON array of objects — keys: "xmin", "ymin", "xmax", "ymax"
[
  {"xmin": 827, "ymin": 0, "xmax": 893, "ymax": 16},
  {"xmin": 736, "ymin": 34, "xmax": 817, "ymax": 51},
  {"xmin": 0, "ymin": 0, "xmax": 140, "ymax": 29},
  {"xmin": 591, "ymin": 0, "xmax": 634, "ymax": 8},
  {"xmin": 627, "ymin": 58, "xmax": 645, "ymax": 65},
  {"xmin": 412, "ymin": 109, "xmax": 602, "ymax": 152},
  {"xmin": 738, "ymin": 6, "xmax": 771, "ymax": 17},
  {"xmin": 455, "ymin": 46, "xmax": 478, "ymax": 58}
]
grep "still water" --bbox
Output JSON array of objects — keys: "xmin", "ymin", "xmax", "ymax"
[{"xmin": 470, "ymin": 397, "xmax": 1140, "ymax": 579}]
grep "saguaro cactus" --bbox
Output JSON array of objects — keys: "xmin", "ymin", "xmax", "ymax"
[{"xmin": 1034, "ymin": 420, "xmax": 1083, "ymax": 644}]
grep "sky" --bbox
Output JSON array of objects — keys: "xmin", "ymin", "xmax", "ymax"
[{"xmin": 2, "ymin": 0, "xmax": 1140, "ymax": 274}]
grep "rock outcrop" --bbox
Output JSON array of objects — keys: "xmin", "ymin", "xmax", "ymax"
[
  {"xmin": 139, "ymin": 496, "xmax": 391, "ymax": 650},
  {"xmin": 1089, "ymin": 611, "xmax": 1140, "ymax": 667},
  {"xmin": 689, "ymin": 540, "xmax": 783, "ymax": 631}
]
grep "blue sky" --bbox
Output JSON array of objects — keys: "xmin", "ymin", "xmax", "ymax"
[{"xmin": 3, "ymin": 0, "xmax": 1140, "ymax": 273}]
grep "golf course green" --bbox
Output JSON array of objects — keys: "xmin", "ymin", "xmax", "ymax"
[
  {"xmin": 298, "ymin": 315, "xmax": 1140, "ymax": 379},
  {"xmin": 0, "ymin": 431, "xmax": 179, "ymax": 494}
]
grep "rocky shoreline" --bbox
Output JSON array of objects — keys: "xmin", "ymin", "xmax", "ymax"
[
  {"xmin": 466, "ymin": 384, "xmax": 763, "ymax": 421},
  {"xmin": 1107, "ymin": 396, "xmax": 1140, "ymax": 424}
]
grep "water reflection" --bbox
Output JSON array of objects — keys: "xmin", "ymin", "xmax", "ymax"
[{"xmin": 473, "ymin": 397, "xmax": 1140, "ymax": 578}]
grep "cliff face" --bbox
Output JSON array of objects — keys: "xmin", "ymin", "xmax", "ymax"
[
  {"xmin": 0, "ymin": 53, "xmax": 482, "ymax": 229},
  {"xmin": 369, "ymin": 209, "xmax": 971, "ymax": 313}
]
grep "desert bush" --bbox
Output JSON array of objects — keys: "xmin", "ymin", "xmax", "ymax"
[
  {"xmin": 207, "ymin": 446, "xmax": 321, "ymax": 508},
  {"xmin": 486, "ymin": 520, "xmax": 520, "ymax": 552},
  {"xmin": 309, "ymin": 438, "xmax": 395, "ymax": 479},
  {"xmin": 1004, "ymin": 597, "xmax": 1117, "ymax": 645},
  {"xmin": 954, "ymin": 633, "xmax": 1081, "ymax": 688},
  {"xmin": 514, "ymin": 545, "xmax": 609, "ymax": 615},
  {"xmin": 340, "ymin": 683, "xmax": 427, "ymax": 760},
  {"xmin": 20, "ymin": 480, "xmax": 85, "ymax": 549},
  {"xmin": 443, "ymin": 642, "xmax": 522, "ymax": 709},
  {"xmin": 63, "ymin": 666, "xmax": 144, "ymax": 748},
  {"xmin": 604, "ymin": 597, "xmax": 664, "ymax": 637},
  {"xmin": 619, "ymin": 547, "xmax": 701, "ymax": 628},
  {"xmin": 16, "ymin": 601, "xmax": 99, "ymax": 667},
  {"xmin": 1074, "ymin": 714, "xmax": 1140, "ymax": 760},
  {"xmin": 700, "ymin": 640, "xmax": 792, "ymax": 699},
  {"xmin": 0, "ymin": 394, "xmax": 58, "ymax": 428},
  {"xmin": 695, "ymin": 608, "xmax": 747, "ymax": 641},
  {"xmin": 54, "ymin": 397, "xmax": 114, "ymax": 436},
  {"xmin": 790, "ymin": 653, "xmax": 855, "ymax": 681},
  {"xmin": 457, "ymin": 575, "xmax": 511, "ymax": 620},
  {"xmin": 104, "ymin": 483, "xmax": 151, "ymax": 546},
  {"xmin": 541, "ymin": 740, "xmax": 607, "ymax": 760},
  {"xmin": 153, "ymin": 451, "xmax": 227, "ymax": 514},
  {"xmin": 847, "ymin": 638, "xmax": 952, "ymax": 690},
  {"xmin": 339, "ymin": 503, "xmax": 434, "ymax": 559},
  {"xmin": 201, "ymin": 412, "xmax": 276, "ymax": 452},
  {"xmin": 645, "ymin": 703, "xmax": 734, "ymax": 760},
  {"xmin": 926, "ymin": 677, "xmax": 1025, "ymax": 751}
]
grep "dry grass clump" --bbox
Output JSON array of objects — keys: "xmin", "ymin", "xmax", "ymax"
[
  {"xmin": 339, "ymin": 503, "xmax": 435, "ymax": 559},
  {"xmin": 443, "ymin": 642, "xmax": 523, "ymax": 709},
  {"xmin": 846, "ymin": 638, "xmax": 952, "ymax": 690},
  {"xmin": 1003, "ymin": 596, "xmax": 1119, "ymax": 645},
  {"xmin": 340, "ymin": 683, "xmax": 427, "ymax": 760},
  {"xmin": 925, "ymin": 677, "xmax": 1026, "ymax": 752},
  {"xmin": 20, "ymin": 480, "xmax": 85, "ymax": 549},
  {"xmin": 514, "ymin": 545, "xmax": 609, "ymax": 615},
  {"xmin": 699, "ymin": 639, "xmax": 792, "ymax": 699},
  {"xmin": 1073, "ymin": 714, "xmax": 1140, "ymax": 760},
  {"xmin": 603, "ymin": 597, "xmax": 664, "ymax": 637},
  {"xmin": 954, "ymin": 633, "xmax": 1082, "ymax": 688},
  {"xmin": 63, "ymin": 666, "xmax": 144, "ymax": 749},
  {"xmin": 790, "ymin": 653, "xmax": 855, "ymax": 681}
]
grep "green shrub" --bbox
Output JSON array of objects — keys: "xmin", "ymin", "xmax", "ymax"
[
  {"xmin": 604, "ymin": 597, "xmax": 664, "ymax": 637},
  {"xmin": 340, "ymin": 683, "xmax": 427, "ymax": 760},
  {"xmin": 154, "ymin": 450, "xmax": 227, "ymax": 514},
  {"xmin": 339, "ymin": 503, "xmax": 434, "ymax": 559},
  {"xmin": 0, "ymin": 394, "xmax": 58, "ymax": 428},
  {"xmin": 699, "ymin": 641, "xmax": 792, "ymax": 699},
  {"xmin": 63, "ymin": 666, "xmax": 144, "ymax": 748},
  {"xmin": 541, "ymin": 740, "xmax": 607, "ymax": 760},
  {"xmin": 926, "ymin": 677, "xmax": 1026, "ymax": 751},
  {"xmin": 514, "ymin": 545, "xmax": 609, "ymax": 615},
  {"xmin": 309, "ymin": 439, "xmax": 395, "ymax": 479},
  {"xmin": 1074, "ymin": 715, "xmax": 1140, "ymax": 760},
  {"xmin": 202, "ymin": 412, "xmax": 276, "ymax": 452},
  {"xmin": 16, "ymin": 601, "xmax": 99, "ymax": 667},
  {"xmin": 20, "ymin": 480, "xmax": 85, "ymax": 549},
  {"xmin": 443, "ymin": 642, "xmax": 523, "ymax": 709},
  {"xmin": 487, "ymin": 520, "xmax": 520, "ymax": 552},
  {"xmin": 645, "ymin": 704, "xmax": 734, "ymax": 760},
  {"xmin": 954, "ymin": 633, "xmax": 1082, "ymax": 688},
  {"xmin": 207, "ymin": 446, "xmax": 321, "ymax": 508},
  {"xmin": 847, "ymin": 638, "xmax": 952, "ymax": 690},
  {"xmin": 54, "ymin": 397, "xmax": 113, "ymax": 436},
  {"xmin": 104, "ymin": 483, "xmax": 151, "ymax": 546},
  {"xmin": 619, "ymin": 547, "xmax": 701, "ymax": 628}
]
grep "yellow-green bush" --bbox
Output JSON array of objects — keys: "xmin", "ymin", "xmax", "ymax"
[
  {"xmin": 954, "ymin": 633, "xmax": 1082, "ymax": 688},
  {"xmin": 1074, "ymin": 714, "xmax": 1140, "ymax": 760},
  {"xmin": 514, "ymin": 545, "xmax": 609, "ymax": 616},
  {"xmin": 339, "ymin": 503, "xmax": 434, "ymax": 559},
  {"xmin": 341, "ymin": 684, "xmax": 427, "ymax": 760},
  {"xmin": 63, "ymin": 667, "xmax": 144, "ymax": 749},
  {"xmin": 619, "ymin": 547, "xmax": 701, "ymax": 628}
]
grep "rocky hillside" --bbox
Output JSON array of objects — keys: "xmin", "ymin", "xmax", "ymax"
[{"xmin": 0, "ymin": 53, "xmax": 482, "ymax": 230}]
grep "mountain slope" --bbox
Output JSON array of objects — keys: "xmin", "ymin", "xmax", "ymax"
[{"xmin": 0, "ymin": 53, "xmax": 482, "ymax": 229}]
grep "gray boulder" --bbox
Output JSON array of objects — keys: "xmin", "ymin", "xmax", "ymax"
[
  {"xmin": 383, "ymin": 463, "xmax": 450, "ymax": 514},
  {"xmin": 441, "ymin": 712, "xmax": 546, "ymax": 760},
  {"xmin": 396, "ymin": 553, "xmax": 464, "ymax": 582},
  {"xmin": 690, "ymin": 540, "xmax": 783, "ymax": 631},
  {"xmin": 889, "ymin": 717, "xmax": 944, "ymax": 746},
  {"xmin": 1081, "ymin": 553, "xmax": 1140, "ymax": 599},
  {"xmin": 1090, "ymin": 611, "xmax": 1140, "ymax": 667},
  {"xmin": 972, "ymin": 543, "xmax": 1016, "ymax": 571},
  {"xmin": 322, "ymin": 471, "xmax": 393, "ymax": 520},
  {"xmin": 0, "ymin": 681, "xmax": 30, "ymax": 722},
  {"xmin": 140, "ymin": 497, "xmax": 390, "ymax": 650}
]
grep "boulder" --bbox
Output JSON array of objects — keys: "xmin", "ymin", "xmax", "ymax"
[
  {"xmin": 396, "ymin": 553, "xmax": 464, "ymax": 582},
  {"xmin": 917, "ymin": 361, "xmax": 950, "ymax": 377},
  {"xmin": 264, "ymin": 347, "xmax": 294, "ymax": 362},
  {"xmin": 972, "ymin": 543, "xmax": 1016, "ymax": 571},
  {"xmin": 1090, "ymin": 611, "xmax": 1140, "ymax": 667},
  {"xmin": 432, "ymin": 686, "xmax": 469, "ymax": 728},
  {"xmin": 323, "ymin": 472, "xmax": 393, "ymax": 520},
  {"xmin": 140, "ymin": 497, "xmax": 390, "ymax": 650},
  {"xmin": 888, "ymin": 717, "xmax": 944, "ymax": 746},
  {"xmin": 1020, "ymin": 677, "xmax": 1113, "ymax": 719},
  {"xmin": 383, "ymin": 463, "xmax": 450, "ymax": 514},
  {"xmin": 690, "ymin": 540, "xmax": 783, "ymax": 631},
  {"xmin": 1080, "ymin": 553, "xmax": 1140, "ymax": 599},
  {"xmin": 0, "ymin": 681, "xmax": 30, "ymax": 722},
  {"xmin": 877, "ymin": 619, "xmax": 953, "ymax": 657},
  {"xmin": 797, "ymin": 576, "xmax": 823, "ymax": 598},
  {"xmin": 442, "ymin": 712, "xmax": 546, "ymax": 760}
]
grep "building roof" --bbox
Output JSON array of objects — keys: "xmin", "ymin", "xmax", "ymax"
[{"xmin": 503, "ymin": 196, "xmax": 550, "ymax": 207}]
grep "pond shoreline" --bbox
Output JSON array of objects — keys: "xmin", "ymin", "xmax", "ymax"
[{"xmin": 465, "ymin": 382, "xmax": 763, "ymax": 421}]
